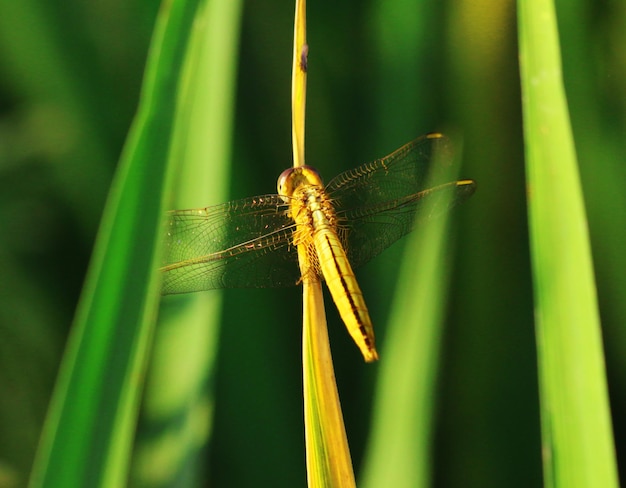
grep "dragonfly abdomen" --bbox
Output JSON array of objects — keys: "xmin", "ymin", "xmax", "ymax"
[{"xmin": 313, "ymin": 227, "xmax": 379, "ymax": 362}]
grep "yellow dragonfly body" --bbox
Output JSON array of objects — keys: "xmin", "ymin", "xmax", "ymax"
[
  {"xmin": 161, "ymin": 133, "xmax": 476, "ymax": 362},
  {"xmin": 277, "ymin": 165, "xmax": 378, "ymax": 361}
]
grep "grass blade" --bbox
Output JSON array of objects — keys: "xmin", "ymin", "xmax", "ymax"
[
  {"xmin": 360, "ymin": 140, "xmax": 461, "ymax": 488},
  {"xmin": 130, "ymin": 0, "xmax": 243, "ymax": 485},
  {"xmin": 291, "ymin": 1, "xmax": 356, "ymax": 485},
  {"xmin": 302, "ymin": 280, "xmax": 356, "ymax": 488},
  {"xmin": 518, "ymin": 0, "xmax": 619, "ymax": 486},
  {"xmin": 29, "ymin": 1, "xmax": 202, "ymax": 486}
]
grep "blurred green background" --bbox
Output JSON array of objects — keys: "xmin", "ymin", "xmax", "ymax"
[{"xmin": 0, "ymin": 0, "xmax": 624, "ymax": 486}]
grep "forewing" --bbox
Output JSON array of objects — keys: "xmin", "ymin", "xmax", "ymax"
[
  {"xmin": 162, "ymin": 194, "xmax": 301, "ymax": 294},
  {"xmin": 326, "ymin": 134, "xmax": 475, "ymax": 269},
  {"xmin": 326, "ymin": 134, "xmax": 455, "ymax": 210}
]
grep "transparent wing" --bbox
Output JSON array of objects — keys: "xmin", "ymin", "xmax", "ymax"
[
  {"xmin": 326, "ymin": 134, "xmax": 476, "ymax": 269},
  {"xmin": 162, "ymin": 194, "xmax": 300, "ymax": 294},
  {"xmin": 162, "ymin": 134, "xmax": 476, "ymax": 294}
]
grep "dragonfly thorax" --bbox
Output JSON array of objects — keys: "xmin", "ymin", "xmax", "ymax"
[{"xmin": 277, "ymin": 165, "xmax": 324, "ymax": 202}]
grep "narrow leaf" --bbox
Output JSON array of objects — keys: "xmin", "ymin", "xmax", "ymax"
[{"xmin": 518, "ymin": 0, "xmax": 619, "ymax": 486}]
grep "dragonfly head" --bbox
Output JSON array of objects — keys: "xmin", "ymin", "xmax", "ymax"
[{"xmin": 277, "ymin": 165, "xmax": 324, "ymax": 202}]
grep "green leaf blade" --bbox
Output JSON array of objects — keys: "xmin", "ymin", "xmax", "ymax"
[
  {"xmin": 518, "ymin": 0, "xmax": 619, "ymax": 486},
  {"xmin": 130, "ymin": 0, "xmax": 243, "ymax": 485},
  {"xmin": 29, "ymin": 1, "xmax": 203, "ymax": 486}
]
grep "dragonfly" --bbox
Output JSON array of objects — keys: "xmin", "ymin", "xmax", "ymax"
[{"xmin": 161, "ymin": 133, "xmax": 476, "ymax": 362}]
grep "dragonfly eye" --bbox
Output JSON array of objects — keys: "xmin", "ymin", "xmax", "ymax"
[
  {"xmin": 277, "ymin": 165, "xmax": 324, "ymax": 201},
  {"xmin": 277, "ymin": 168, "xmax": 295, "ymax": 201}
]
